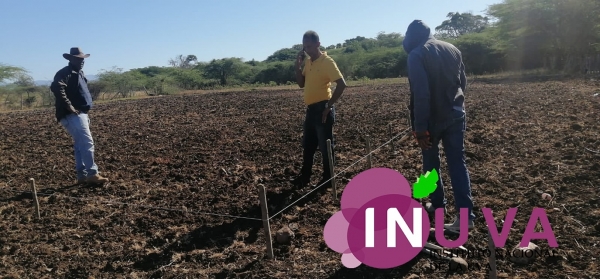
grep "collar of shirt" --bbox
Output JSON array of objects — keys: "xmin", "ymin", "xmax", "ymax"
[{"xmin": 308, "ymin": 51, "xmax": 328, "ymax": 64}]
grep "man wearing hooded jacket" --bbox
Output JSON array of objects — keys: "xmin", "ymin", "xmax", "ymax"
[{"xmin": 402, "ymin": 20, "xmax": 475, "ymax": 231}]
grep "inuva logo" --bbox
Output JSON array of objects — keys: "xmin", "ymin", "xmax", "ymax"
[
  {"xmin": 323, "ymin": 168, "xmax": 433, "ymax": 269},
  {"xmin": 323, "ymin": 167, "xmax": 558, "ymax": 269}
]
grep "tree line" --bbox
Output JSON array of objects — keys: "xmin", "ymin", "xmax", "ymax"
[{"xmin": 2, "ymin": 0, "xmax": 599, "ymax": 109}]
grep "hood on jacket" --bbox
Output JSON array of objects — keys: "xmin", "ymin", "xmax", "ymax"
[{"xmin": 403, "ymin": 20, "xmax": 434, "ymax": 54}]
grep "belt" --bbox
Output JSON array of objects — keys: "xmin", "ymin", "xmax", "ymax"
[{"xmin": 307, "ymin": 100, "xmax": 329, "ymax": 109}]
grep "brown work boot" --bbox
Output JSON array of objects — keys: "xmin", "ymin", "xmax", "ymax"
[
  {"xmin": 87, "ymin": 174, "xmax": 109, "ymax": 184},
  {"xmin": 76, "ymin": 178, "xmax": 87, "ymax": 185}
]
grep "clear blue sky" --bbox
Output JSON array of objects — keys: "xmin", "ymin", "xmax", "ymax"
[{"xmin": 0, "ymin": 0, "xmax": 500, "ymax": 81}]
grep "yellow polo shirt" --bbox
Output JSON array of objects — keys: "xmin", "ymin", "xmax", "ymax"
[{"xmin": 302, "ymin": 52, "xmax": 344, "ymax": 105}]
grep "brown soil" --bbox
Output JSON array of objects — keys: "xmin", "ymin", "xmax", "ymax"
[{"xmin": 1, "ymin": 79, "xmax": 599, "ymax": 279}]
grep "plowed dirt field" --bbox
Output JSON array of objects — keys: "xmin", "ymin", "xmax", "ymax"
[{"xmin": 1, "ymin": 79, "xmax": 599, "ymax": 278}]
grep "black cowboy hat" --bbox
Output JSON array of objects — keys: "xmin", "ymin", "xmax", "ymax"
[{"xmin": 63, "ymin": 47, "xmax": 90, "ymax": 60}]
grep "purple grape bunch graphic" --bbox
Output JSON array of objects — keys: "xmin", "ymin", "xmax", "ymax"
[{"xmin": 323, "ymin": 167, "xmax": 438, "ymax": 269}]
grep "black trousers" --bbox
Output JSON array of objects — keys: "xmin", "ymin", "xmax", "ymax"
[{"xmin": 299, "ymin": 100, "xmax": 336, "ymax": 180}]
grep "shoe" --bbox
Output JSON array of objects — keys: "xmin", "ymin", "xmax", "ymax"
[
  {"xmin": 87, "ymin": 174, "xmax": 109, "ymax": 184},
  {"xmin": 291, "ymin": 175, "xmax": 309, "ymax": 189},
  {"xmin": 76, "ymin": 178, "xmax": 86, "ymax": 185},
  {"xmin": 444, "ymin": 217, "xmax": 474, "ymax": 233},
  {"xmin": 425, "ymin": 202, "xmax": 447, "ymax": 215},
  {"xmin": 314, "ymin": 177, "xmax": 333, "ymax": 193}
]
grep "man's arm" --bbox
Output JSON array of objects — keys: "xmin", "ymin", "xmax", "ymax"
[
  {"xmin": 407, "ymin": 52, "xmax": 430, "ymax": 133},
  {"xmin": 324, "ymin": 57, "xmax": 346, "ymax": 106},
  {"xmin": 50, "ymin": 70, "xmax": 74, "ymax": 108},
  {"xmin": 296, "ymin": 67, "xmax": 305, "ymax": 88},
  {"xmin": 295, "ymin": 51, "xmax": 306, "ymax": 88},
  {"xmin": 328, "ymin": 77, "xmax": 346, "ymax": 106},
  {"xmin": 408, "ymin": 79, "xmax": 416, "ymax": 131},
  {"xmin": 82, "ymin": 70, "xmax": 88, "ymax": 83},
  {"xmin": 459, "ymin": 61, "xmax": 467, "ymax": 93}
]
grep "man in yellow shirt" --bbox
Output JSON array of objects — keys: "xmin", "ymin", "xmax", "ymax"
[{"xmin": 291, "ymin": 30, "xmax": 347, "ymax": 191}]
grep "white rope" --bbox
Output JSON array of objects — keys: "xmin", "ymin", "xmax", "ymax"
[
  {"xmin": 268, "ymin": 127, "xmax": 412, "ymax": 220},
  {"xmin": 1, "ymin": 126, "xmax": 413, "ymax": 223}
]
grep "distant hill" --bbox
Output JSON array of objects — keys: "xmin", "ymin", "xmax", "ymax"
[
  {"xmin": 34, "ymin": 74, "xmax": 98, "ymax": 86},
  {"xmin": 34, "ymin": 80, "xmax": 51, "ymax": 86},
  {"xmin": 85, "ymin": 74, "xmax": 98, "ymax": 81}
]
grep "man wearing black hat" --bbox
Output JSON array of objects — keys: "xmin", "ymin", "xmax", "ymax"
[{"xmin": 50, "ymin": 47, "xmax": 109, "ymax": 185}]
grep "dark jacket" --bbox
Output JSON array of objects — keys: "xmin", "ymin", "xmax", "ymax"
[
  {"xmin": 50, "ymin": 65, "xmax": 93, "ymax": 122},
  {"xmin": 403, "ymin": 20, "xmax": 467, "ymax": 133}
]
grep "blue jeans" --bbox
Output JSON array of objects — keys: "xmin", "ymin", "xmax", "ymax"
[
  {"xmin": 300, "ymin": 100, "xmax": 336, "ymax": 180},
  {"xmin": 422, "ymin": 109, "xmax": 475, "ymax": 220},
  {"xmin": 60, "ymin": 113, "xmax": 99, "ymax": 180}
]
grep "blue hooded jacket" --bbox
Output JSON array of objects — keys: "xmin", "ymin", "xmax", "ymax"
[{"xmin": 403, "ymin": 20, "xmax": 467, "ymax": 134}]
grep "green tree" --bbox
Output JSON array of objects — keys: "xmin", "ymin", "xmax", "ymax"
[
  {"xmin": 97, "ymin": 67, "xmax": 146, "ymax": 98},
  {"xmin": 487, "ymin": 0, "xmax": 600, "ymax": 72},
  {"xmin": 352, "ymin": 48, "xmax": 407, "ymax": 79},
  {"xmin": 452, "ymin": 32, "xmax": 505, "ymax": 74},
  {"xmin": 168, "ymin": 54, "xmax": 198, "ymax": 69},
  {"xmin": 435, "ymin": 12, "xmax": 490, "ymax": 39},
  {"xmin": 203, "ymin": 58, "xmax": 249, "ymax": 86},
  {"xmin": 265, "ymin": 48, "xmax": 298, "ymax": 62},
  {"xmin": 0, "ymin": 64, "xmax": 29, "ymax": 84},
  {"xmin": 252, "ymin": 61, "xmax": 295, "ymax": 85},
  {"xmin": 376, "ymin": 32, "xmax": 403, "ymax": 48}
]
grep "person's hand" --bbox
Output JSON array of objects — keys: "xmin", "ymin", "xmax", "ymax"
[
  {"xmin": 322, "ymin": 107, "xmax": 331, "ymax": 123},
  {"xmin": 296, "ymin": 50, "xmax": 305, "ymax": 66},
  {"xmin": 68, "ymin": 105, "xmax": 80, "ymax": 115},
  {"xmin": 413, "ymin": 131, "xmax": 431, "ymax": 150}
]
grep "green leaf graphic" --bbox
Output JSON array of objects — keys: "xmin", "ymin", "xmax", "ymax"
[{"xmin": 412, "ymin": 169, "xmax": 439, "ymax": 199}]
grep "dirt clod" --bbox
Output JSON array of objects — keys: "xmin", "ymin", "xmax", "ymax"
[
  {"xmin": 510, "ymin": 242, "xmax": 540, "ymax": 264},
  {"xmin": 276, "ymin": 226, "xmax": 295, "ymax": 244}
]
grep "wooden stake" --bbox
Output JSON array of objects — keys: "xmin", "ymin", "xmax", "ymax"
[
  {"xmin": 488, "ymin": 215, "xmax": 498, "ymax": 279},
  {"xmin": 326, "ymin": 139, "xmax": 337, "ymax": 201},
  {"xmin": 258, "ymin": 184, "xmax": 274, "ymax": 259},
  {"xmin": 398, "ymin": 133, "xmax": 411, "ymax": 144},
  {"xmin": 388, "ymin": 123, "xmax": 396, "ymax": 155},
  {"xmin": 29, "ymin": 178, "xmax": 40, "ymax": 220},
  {"xmin": 365, "ymin": 135, "xmax": 372, "ymax": 168}
]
